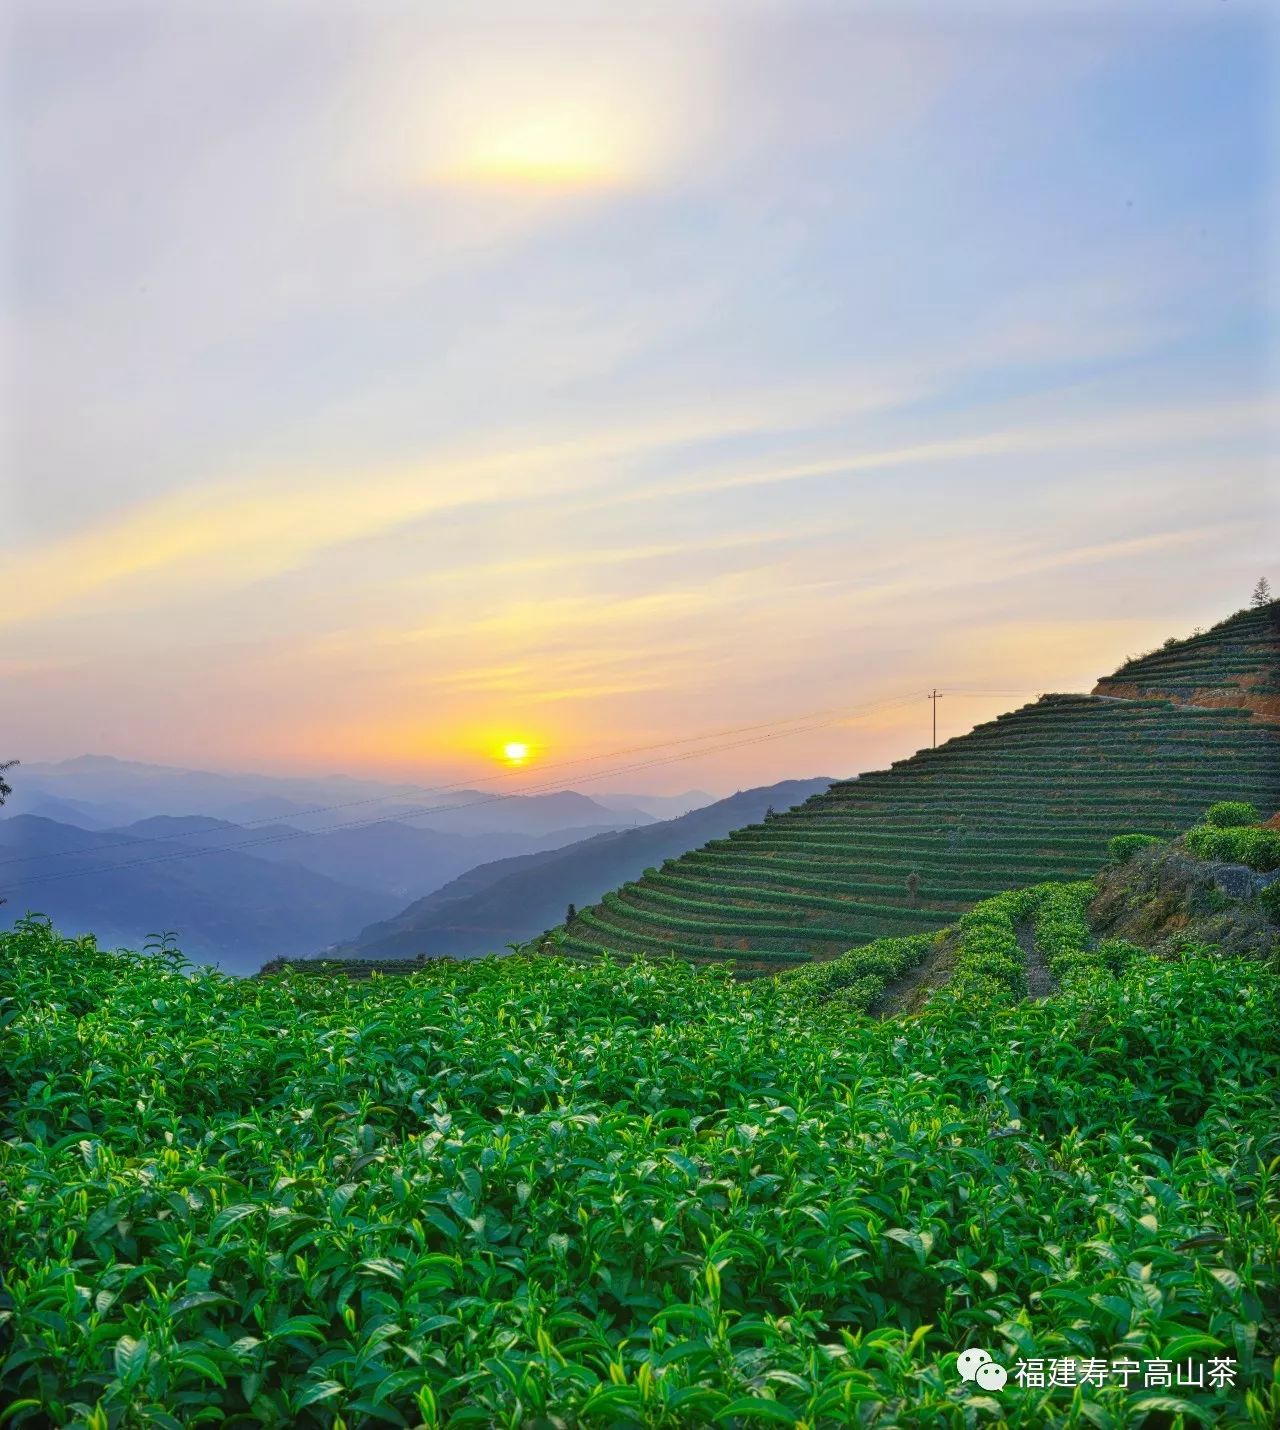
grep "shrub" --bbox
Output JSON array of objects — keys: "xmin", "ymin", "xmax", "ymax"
[
  {"xmin": 1108, "ymin": 832, "xmax": 1160, "ymax": 864},
  {"xmin": 1238, "ymin": 827, "xmax": 1280, "ymax": 873},
  {"xmin": 783, "ymin": 933, "xmax": 932, "ymax": 1013},
  {"xmin": 1184, "ymin": 826, "xmax": 1226, "ymax": 862},
  {"xmin": 1258, "ymin": 880, "xmax": 1280, "ymax": 921},
  {"xmin": 948, "ymin": 891, "xmax": 1030, "ymax": 1002},
  {"xmin": 1205, "ymin": 800, "xmax": 1260, "ymax": 829},
  {"xmin": 1096, "ymin": 937, "xmax": 1143, "ymax": 975},
  {"xmin": 1186, "ymin": 823, "xmax": 1280, "ymax": 872}
]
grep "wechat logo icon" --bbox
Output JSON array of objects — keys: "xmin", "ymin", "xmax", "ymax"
[{"xmin": 958, "ymin": 1347, "xmax": 1008, "ymax": 1392}]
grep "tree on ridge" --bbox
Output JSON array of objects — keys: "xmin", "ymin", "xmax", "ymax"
[{"xmin": 0, "ymin": 760, "xmax": 15, "ymax": 906}]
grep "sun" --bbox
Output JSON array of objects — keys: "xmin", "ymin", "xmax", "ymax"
[
  {"xmin": 457, "ymin": 111, "xmax": 621, "ymax": 188},
  {"xmin": 502, "ymin": 741, "xmax": 531, "ymax": 764}
]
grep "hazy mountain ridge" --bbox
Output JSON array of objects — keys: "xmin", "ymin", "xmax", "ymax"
[
  {"xmin": 113, "ymin": 814, "xmax": 650, "ymax": 899},
  {"xmin": 324, "ymin": 778, "xmax": 834, "ymax": 963},
  {"xmin": 10, "ymin": 755, "xmax": 655, "ymax": 836},
  {"xmin": 0, "ymin": 794, "xmax": 661, "ymax": 971},
  {"xmin": 0, "ymin": 814, "xmax": 397, "ymax": 975}
]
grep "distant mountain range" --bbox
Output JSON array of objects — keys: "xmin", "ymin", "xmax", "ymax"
[
  {"xmin": 0, "ymin": 814, "xmax": 396, "ymax": 975},
  {"xmin": 0, "ymin": 755, "xmax": 728, "ymax": 973},
  {"xmin": 115, "ymin": 814, "xmax": 642, "ymax": 900},
  {"xmin": 8, "ymin": 755, "xmax": 689, "ymax": 837},
  {"xmin": 591, "ymin": 790, "xmax": 714, "ymax": 820},
  {"xmin": 323, "ymin": 778, "xmax": 833, "ymax": 963},
  {"xmin": 0, "ymin": 809, "xmax": 648, "ymax": 974},
  {"xmin": 0, "ymin": 774, "xmax": 690, "ymax": 973}
]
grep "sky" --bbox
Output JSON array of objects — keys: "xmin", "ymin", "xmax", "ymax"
[{"xmin": 1, "ymin": 0, "xmax": 1276, "ymax": 797}]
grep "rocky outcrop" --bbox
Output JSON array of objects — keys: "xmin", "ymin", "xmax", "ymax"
[{"xmin": 1090, "ymin": 844, "xmax": 1278, "ymax": 963}]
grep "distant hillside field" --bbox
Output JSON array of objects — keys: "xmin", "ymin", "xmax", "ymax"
[{"xmin": 556, "ymin": 603, "xmax": 1280, "ymax": 971}]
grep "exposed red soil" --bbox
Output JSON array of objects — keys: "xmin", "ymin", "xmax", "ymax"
[{"xmin": 1091, "ymin": 680, "xmax": 1280, "ymax": 721}]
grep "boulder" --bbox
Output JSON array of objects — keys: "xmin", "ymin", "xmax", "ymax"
[{"xmin": 1210, "ymin": 863, "xmax": 1264, "ymax": 901}]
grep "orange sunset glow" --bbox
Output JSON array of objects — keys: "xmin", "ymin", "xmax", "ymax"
[{"xmin": 0, "ymin": 3, "xmax": 1272, "ymax": 798}]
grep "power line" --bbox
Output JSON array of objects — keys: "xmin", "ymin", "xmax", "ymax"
[{"xmin": 1, "ymin": 686, "xmax": 1046, "ymax": 889}]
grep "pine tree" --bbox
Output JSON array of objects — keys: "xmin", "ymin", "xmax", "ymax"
[
  {"xmin": 565, "ymin": 903, "xmax": 577, "ymax": 925},
  {"xmin": 1251, "ymin": 576, "xmax": 1272, "ymax": 608}
]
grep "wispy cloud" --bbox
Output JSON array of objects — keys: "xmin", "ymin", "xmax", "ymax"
[
  {"xmin": 4, "ymin": 2, "xmax": 1272, "ymax": 782},
  {"xmin": 0, "ymin": 377, "xmax": 914, "ymax": 628}
]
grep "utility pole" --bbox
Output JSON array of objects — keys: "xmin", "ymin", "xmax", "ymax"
[{"xmin": 928, "ymin": 689, "xmax": 944, "ymax": 748}]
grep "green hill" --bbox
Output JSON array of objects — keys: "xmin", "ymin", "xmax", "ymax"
[
  {"xmin": 1095, "ymin": 600, "xmax": 1280, "ymax": 712},
  {"xmin": 559, "ymin": 605, "xmax": 1280, "ymax": 971}
]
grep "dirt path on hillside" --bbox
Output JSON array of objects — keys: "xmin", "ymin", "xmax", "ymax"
[
  {"xmin": 1017, "ymin": 920, "xmax": 1055, "ymax": 1000},
  {"xmin": 876, "ymin": 934, "xmax": 957, "ymax": 1017},
  {"xmin": 876, "ymin": 921, "xmax": 1056, "ymax": 1017}
]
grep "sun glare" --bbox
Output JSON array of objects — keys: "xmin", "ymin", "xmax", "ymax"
[
  {"xmin": 455, "ymin": 111, "xmax": 622, "ymax": 188},
  {"xmin": 432, "ymin": 105, "xmax": 633, "ymax": 190},
  {"xmin": 502, "ymin": 741, "xmax": 531, "ymax": 764}
]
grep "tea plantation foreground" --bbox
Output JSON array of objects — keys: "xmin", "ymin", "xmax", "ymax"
[{"xmin": 3, "ymin": 892, "xmax": 1278, "ymax": 1428}]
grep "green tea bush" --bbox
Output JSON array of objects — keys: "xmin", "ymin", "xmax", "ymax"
[
  {"xmin": 1185, "ymin": 823, "xmax": 1280, "ymax": 872},
  {"xmin": 1258, "ymin": 879, "xmax": 1280, "ymax": 922},
  {"xmin": 1096, "ymin": 937, "xmax": 1144, "ymax": 975},
  {"xmin": 942, "ymin": 882, "xmax": 1103, "ymax": 1006},
  {"xmin": 1107, "ymin": 832, "xmax": 1161, "ymax": 864},
  {"xmin": 3, "ymin": 916, "xmax": 1279, "ymax": 1428},
  {"xmin": 1237, "ymin": 826, "xmax": 1280, "ymax": 872},
  {"xmin": 783, "ymin": 932, "xmax": 933, "ymax": 1013},
  {"xmin": 948, "ymin": 890, "xmax": 1030, "ymax": 1001},
  {"xmin": 1030, "ymin": 881, "xmax": 1094, "ymax": 958},
  {"xmin": 1026, "ymin": 881, "xmax": 1106, "ymax": 988},
  {"xmin": 1205, "ymin": 800, "xmax": 1261, "ymax": 828}
]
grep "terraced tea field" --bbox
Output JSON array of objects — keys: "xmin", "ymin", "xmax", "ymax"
[
  {"xmin": 561, "ymin": 613, "xmax": 1280, "ymax": 969},
  {"xmin": 1096, "ymin": 600, "xmax": 1280, "ymax": 711}
]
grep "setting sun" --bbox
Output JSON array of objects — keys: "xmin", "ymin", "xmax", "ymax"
[
  {"xmin": 451, "ymin": 110, "xmax": 622, "ymax": 188},
  {"xmin": 502, "ymin": 741, "xmax": 531, "ymax": 764}
]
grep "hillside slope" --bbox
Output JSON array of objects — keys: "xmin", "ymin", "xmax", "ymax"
[
  {"xmin": 560, "ymin": 607, "xmax": 1280, "ymax": 970},
  {"xmin": 1094, "ymin": 599, "xmax": 1280, "ymax": 715},
  {"xmin": 321, "ymin": 778, "xmax": 832, "ymax": 964}
]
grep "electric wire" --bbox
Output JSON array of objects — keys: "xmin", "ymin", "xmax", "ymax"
[{"xmin": 0, "ymin": 686, "xmax": 1041, "ymax": 888}]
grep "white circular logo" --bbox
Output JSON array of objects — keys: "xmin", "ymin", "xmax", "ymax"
[
  {"xmin": 975, "ymin": 1361, "xmax": 1008, "ymax": 1392},
  {"xmin": 957, "ymin": 1347, "xmax": 993, "ymax": 1382}
]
